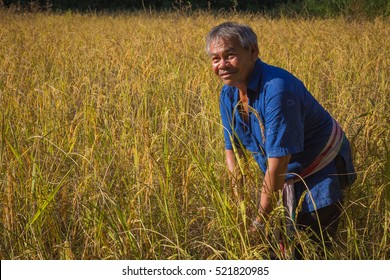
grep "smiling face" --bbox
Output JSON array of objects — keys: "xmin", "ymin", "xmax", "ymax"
[{"xmin": 209, "ymin": 37, "xmax": 258, "ymax": 90}]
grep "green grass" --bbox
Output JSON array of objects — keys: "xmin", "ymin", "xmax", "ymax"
[{"xmin": 0, "ymin": 10, "xmax": 389, "ymax": 259}]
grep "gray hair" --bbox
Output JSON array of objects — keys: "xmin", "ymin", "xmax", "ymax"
[{"xmin": 206, "ymin": 22, "xmax": 258, "ymax": 56}]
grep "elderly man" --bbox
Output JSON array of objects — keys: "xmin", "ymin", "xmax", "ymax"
[{"xmin": 206, "ymin": 22, "xmax": 356, "ymax": 258}]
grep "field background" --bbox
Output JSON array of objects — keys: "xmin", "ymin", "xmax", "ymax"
[{"xmin": 0, "ymin": 10, "xmax": 389, "ymax": 259}]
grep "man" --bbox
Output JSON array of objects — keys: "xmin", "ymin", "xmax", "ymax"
[{"xmin": 206, "ymin": 22, "xmax": 356, "ymax": 258}]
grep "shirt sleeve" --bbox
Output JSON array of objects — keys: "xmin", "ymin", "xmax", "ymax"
[
  {"xmin": 219, "ymin": 88, "xmax": 234, "ymax": 150},
  {"xmin": 264, "ymin": 78, "xmax": 305, "ymax": 157}
]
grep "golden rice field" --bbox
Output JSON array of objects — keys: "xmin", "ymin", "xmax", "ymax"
[{"xmin": 0, "ymin": 10, "xmax": 389, "ymax": 260}]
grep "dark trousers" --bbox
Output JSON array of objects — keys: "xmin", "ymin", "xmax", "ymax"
[
  {"xmin": 294, "ymin": 155, "xmax": 348, "ymax": 259},
  {"xmin": 294, "ymin": 201, "xmax": 343, "ymax": 259}
]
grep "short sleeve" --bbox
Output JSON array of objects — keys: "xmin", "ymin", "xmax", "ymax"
[
  {"xmin": 264, "ymin": 78, "xmax": 305, "ymax": 157},
  {"xmin": 219, "ymin": 88, "xmax": 234, "ymax": 150}
]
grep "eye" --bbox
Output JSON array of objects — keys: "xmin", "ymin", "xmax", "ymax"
[{"xmin": 212, "ymin": 56, "xmax": 220, "ymax": 63}]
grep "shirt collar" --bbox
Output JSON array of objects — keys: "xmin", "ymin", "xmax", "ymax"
[{"xmin": 247, "ymin": 58, "xmax": 262, "ymax": 94}]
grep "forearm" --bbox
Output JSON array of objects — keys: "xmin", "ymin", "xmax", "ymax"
[
  {"xmin": 225, "ymin": 149, "xmax": 244, "ymax": 200},
  {"xmin": 225, "ymin": 149, "xmax": 236, "ymax": 176},
  {"xmin": 256, "ymin": 155, "xmax": 291, "ymax": 223}
]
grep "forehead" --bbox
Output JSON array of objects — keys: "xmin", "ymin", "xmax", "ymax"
[{"xmin": 209, "ymin": 37, "xmax": 242, "ymax": 54}]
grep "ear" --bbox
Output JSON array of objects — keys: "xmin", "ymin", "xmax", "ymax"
[{"xmin": 250, "ymin": 45, "xmax": 259, "ymax": 61}]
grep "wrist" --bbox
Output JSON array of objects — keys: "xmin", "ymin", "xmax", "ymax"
[{"xmin": 252, "ymin": 219, "xmax": 265, "ymax": 231}]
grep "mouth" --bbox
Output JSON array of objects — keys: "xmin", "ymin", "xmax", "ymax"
[{"xmin": 219, "ymin": 71, "xmax": 236, "ymax": 78}]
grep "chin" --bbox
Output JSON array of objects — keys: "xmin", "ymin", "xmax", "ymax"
[{"xmin": 220, "ymin": 77, "xmax": 233, "ymax": 85}]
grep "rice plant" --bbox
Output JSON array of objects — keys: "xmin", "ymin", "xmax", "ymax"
[{"xmin": 0, "ymin": 10, "xmax": 388, "ymax": 259}]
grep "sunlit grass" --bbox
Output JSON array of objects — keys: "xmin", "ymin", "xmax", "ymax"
[{"xmin": 0, "ymin": 10, "xmax": 388, "ymax": 259}]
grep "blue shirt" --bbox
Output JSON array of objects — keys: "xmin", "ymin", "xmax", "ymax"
[{"xmin": 220, "ymin": 59, "xmax": 356, "ymax": 213}]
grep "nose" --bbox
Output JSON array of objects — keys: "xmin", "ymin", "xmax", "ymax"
[{"xmin": 219, "ymin": 57, "xmax": 229, "ymax": 69}]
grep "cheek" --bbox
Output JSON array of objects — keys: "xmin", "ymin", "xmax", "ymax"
[
  {"xmin": 229, "ymin": 57, "xmax": 239, "ymax": 68},
  {"xmin": 211, "ymin": 63, "xmax": 219, "ymax": 75}
]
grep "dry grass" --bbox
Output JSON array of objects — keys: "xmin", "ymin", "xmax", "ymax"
[{"xmin": 0, "ymin": 10, "xmax": 388, "ymax": 259}]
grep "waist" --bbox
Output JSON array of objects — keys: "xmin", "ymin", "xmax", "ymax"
[{"xmin": 294, "ymin": 118, "xmax": 344, "ymax": 182}]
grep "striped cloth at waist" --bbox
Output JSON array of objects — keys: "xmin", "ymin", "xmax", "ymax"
[{"xmin": 294, "ymin": 118, "xmax": 344, "ymax": 182}]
